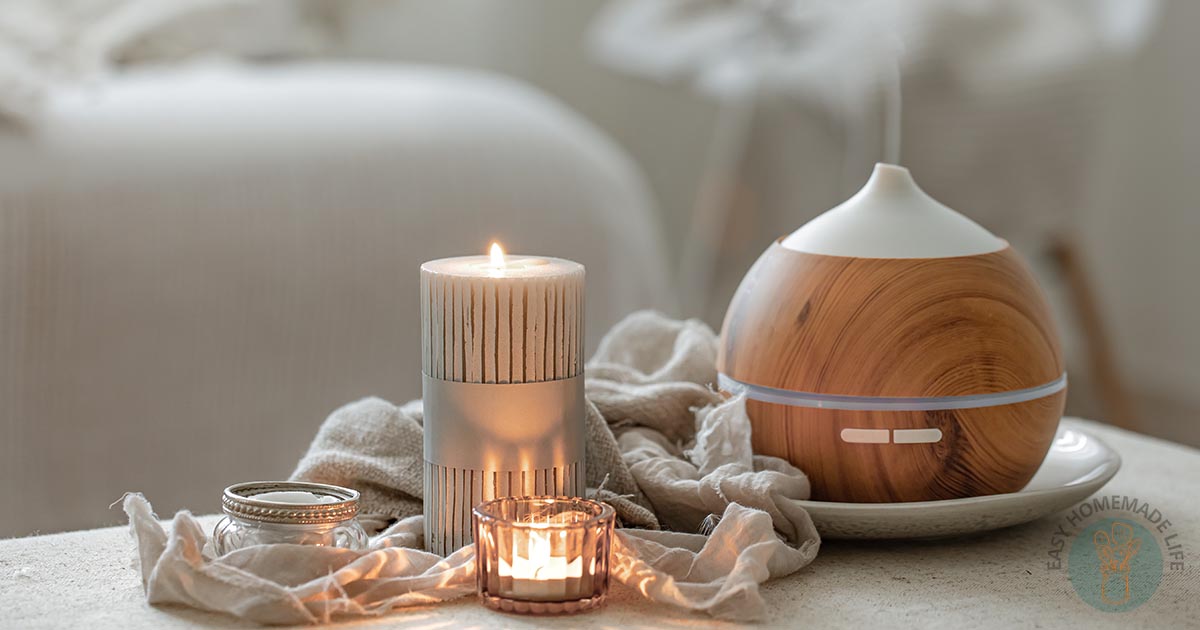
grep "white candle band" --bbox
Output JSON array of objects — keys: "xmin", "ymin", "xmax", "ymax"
[
  {"xmin": 718, "ymin": 372, "xmax": 1067, "ymax": 411},
  {"xmin": 423, "ymin": 373, "xmax": 586, "ymax": 471}
]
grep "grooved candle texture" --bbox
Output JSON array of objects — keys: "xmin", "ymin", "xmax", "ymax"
[
  {"xmin": 420, "ymin": 254, "xmax": 586, "ymax": 555},
  {"xmin": 421, "ymin": 257, "xmax": 584, "ymax": 384}
]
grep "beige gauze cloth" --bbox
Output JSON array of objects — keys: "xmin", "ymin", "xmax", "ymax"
[{"xmin": 124, "ymin": 311, "xmax": 821, "ymax": 624}]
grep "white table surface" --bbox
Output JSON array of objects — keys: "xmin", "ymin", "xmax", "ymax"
[{"xmin": 3, "ymin": 419, "xmax": 1197, "ymax": 629}]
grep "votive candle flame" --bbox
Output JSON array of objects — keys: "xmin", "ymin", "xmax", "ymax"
[{"xmin": 474, "ymin": 496, "xmax": 614, "ymax": 614}]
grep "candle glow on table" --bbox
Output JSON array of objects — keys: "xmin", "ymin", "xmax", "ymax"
[{"xmin": 474, "ymin": 496, "xmax": 614, "ymax": 614}]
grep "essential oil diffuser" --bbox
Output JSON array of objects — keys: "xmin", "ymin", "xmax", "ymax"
[{"xmin": 717, "ymin": 163, "xmax": 1066, "ymax": 503}]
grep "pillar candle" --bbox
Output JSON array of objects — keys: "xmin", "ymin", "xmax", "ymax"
[{"xmin": 420, "ymin": 244, "xmax": 586, "ymax": 555}]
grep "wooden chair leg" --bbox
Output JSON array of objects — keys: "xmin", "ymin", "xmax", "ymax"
[{"xmin": 1047, "ymin": 235, "xmax": 1139, "ymax": 431}]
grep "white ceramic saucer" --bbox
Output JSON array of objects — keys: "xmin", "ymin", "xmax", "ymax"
[{"xmin": 798, "ymin": 419, "xmax": 1121, "ymax": 540}]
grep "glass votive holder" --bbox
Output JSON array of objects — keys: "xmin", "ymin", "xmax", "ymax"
[
  {"xmin": 212, "ymin": 481, "xmax": 368, "ymax": 555},
  {"xmin": 473, "ymin": 496, "xmax": 615, "ymax": 614}
]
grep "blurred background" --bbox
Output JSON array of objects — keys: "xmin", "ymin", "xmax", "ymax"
[{"xmin": 1, "ymin": 0, "xmax": 1196, "ymax": 537}]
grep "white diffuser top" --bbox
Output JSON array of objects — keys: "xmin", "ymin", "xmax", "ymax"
[{"xmin": 780, "ymin": 163, "xmax": 1006, "ymax": 258}]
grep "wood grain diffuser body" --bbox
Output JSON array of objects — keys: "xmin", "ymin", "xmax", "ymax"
[{"xmin": 718, "ymin": 163, "xmax": 1066, "ymax": 503}]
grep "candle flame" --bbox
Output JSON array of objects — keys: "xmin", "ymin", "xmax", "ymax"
[{"xmin": 489, "ymin": 242, "xmax": 505, "ymax": 269}]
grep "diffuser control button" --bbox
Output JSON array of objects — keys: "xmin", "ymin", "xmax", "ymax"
[
  {"xmin": 893, "ymin": 428, "xmax": 944, "ymax": 444},
  {"xmin": 840, "ymin": 428, "xmax": 889, "ymax": 444}
]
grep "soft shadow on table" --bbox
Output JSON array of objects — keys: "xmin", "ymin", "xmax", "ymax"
[
  {"xmin": 152, "ymin": 602, "xmax": 469, "ymax": 630},
  {"xmin": 150, "ymin": 582, "xmax": 746, "ymax": 630},
  {"xmin": 816, "ymin": 513, "xmax": 1063, "ymax": 550}
]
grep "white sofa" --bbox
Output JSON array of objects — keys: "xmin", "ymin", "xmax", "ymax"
[{"xmin": 0, "ymin": 62, "xmax": 674, "ymax": 536}]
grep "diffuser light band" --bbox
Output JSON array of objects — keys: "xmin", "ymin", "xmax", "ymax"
[{"xmin": 717, "ymin": 372, "xmax": 1067, "ymax": 411}]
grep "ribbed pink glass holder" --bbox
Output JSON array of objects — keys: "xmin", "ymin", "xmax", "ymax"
[{"xmin": 473, "ymin": 496, "xmax": 614, "ymax": 614}]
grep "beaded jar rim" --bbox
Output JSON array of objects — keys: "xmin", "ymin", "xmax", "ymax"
[{"xmin": 222, "ymin": 481, "xmax": 360, "ymax": 525}]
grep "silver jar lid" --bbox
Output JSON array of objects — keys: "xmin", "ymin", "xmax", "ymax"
[{"xmin": 221, "ymin": 481, "xmax": 360, "ymax": 525}]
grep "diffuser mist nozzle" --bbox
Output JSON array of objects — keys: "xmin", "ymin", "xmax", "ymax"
[{"xmin": 779, "ymin": 163, "xmax": 1006, "ymax": 259}]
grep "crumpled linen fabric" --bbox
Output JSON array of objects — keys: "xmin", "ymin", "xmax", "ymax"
[
  {"xmin": 125, "ymin": 311, "xmax": 821, "ymax": 623},
  {"xmin": 123, "ymin": 493, "xmax": 475, "ymax": 626}
]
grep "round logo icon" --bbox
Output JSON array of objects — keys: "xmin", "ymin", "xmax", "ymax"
[{"xmin": 1069, "ymin": 518, "xmax": 1163, "ymax": 611}]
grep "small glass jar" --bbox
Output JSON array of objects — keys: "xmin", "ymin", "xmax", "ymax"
[
  {"xmin": 212, "ymin": 481, "xmax": 369, "ymax": 555},
  {"xmin": 473, "ymin": 496, "xmax": 614, "ymax": 615}
]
